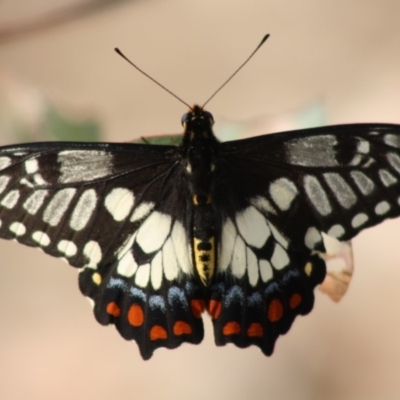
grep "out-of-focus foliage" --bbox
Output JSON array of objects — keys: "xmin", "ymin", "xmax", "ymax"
[
  {"xmin": 0, "ymin": 67, "xmax": 100, "ymax": 144},
  {"xmin": 216, "ymin": 102, "xmax": 326, "ymax": 141},
  {"xmin": 46, "ymin": 105, "xmax": 99, "ymax": 142}
]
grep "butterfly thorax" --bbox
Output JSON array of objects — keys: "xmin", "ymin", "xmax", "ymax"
[{"xmin": 181, "ymin": 106, "xmax": 220, "ymax": 286}]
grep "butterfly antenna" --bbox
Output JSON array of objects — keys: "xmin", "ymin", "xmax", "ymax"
[
  {"xmin": 202, "ymin": 34, "xmax": 270, "ymax": 109},
  {"xmin": 115, "ymin": 48, "xmax": 192, "ymax": 109}
]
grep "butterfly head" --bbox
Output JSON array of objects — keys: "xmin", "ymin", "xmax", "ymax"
[{"xmin": 181, "ymin": 105, "xmax": 215, "ymax": 132}]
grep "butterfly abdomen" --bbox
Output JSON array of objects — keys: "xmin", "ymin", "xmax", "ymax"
[{"xmin": 192, "ymin": 202, "xmax": 216, "ymax": 286}]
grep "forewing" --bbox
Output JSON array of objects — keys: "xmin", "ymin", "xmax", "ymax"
[
  {"xmin": 0, "ymin": 142, "xmax": 204, "ymax": 359},
  {"xmin": 221, "ymin": 124, "xmax": 400, "ymax": 245}
]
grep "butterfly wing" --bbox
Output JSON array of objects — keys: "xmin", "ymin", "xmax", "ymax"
[
  {"xmin": 209, "ymin": 123, "xmax": 400, "ymax": 354},
  {"xmin": 221, "ymin": 124, "xmax": 400, "ymax": 243},
  {"xmin": 0, "ymin": 142, "xmax": 204, "ymax": 359}
]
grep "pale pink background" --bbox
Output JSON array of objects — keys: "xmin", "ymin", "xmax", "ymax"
[{"xmin": 1, "ymin": 1, "xmax": 400, "ymax": 399}]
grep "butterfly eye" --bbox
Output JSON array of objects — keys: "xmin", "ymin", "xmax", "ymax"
[{"xmin": 181, "ymin": 113, "xmax": 190, "ymax": 127}]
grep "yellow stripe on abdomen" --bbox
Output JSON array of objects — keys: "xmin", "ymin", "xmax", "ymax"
[{"xmin": 193, "ymin": 236, "xmax": 215, "ymax": 286}]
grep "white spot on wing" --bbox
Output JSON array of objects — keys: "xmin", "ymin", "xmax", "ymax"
[
  {"xmin": 250, "ymin": 196, "xmax": 277, "ymax": 215},
  {"xmin": 285, "ymin": 135, "xmax": 338, "ymax": 166},
  {"xmin": 271, "ymin": 243, "xmax": 289, "ymax": 270},
  {"xmin": 1, "ymin": 190, "xmax": 20, "ymax": 209},
  {"xmin": 116, "ymin": 233, "xmax": 136, "ymax": 260},
  {"xmin": 151, "ymin": 251, "xmax": 163, "ymax": 290},
  {"xmin": 104, "ymin": 188, "xmax": 134, "ymax": 222},
  {"xmin": 304, "ymin": 175, "xmax": 332, "ymax": 216},
  {"xmin": 171, "ymin": 221, "xmax": 192, "ymax": 274},
  {"xmin": 379, "ymin": 169, "xmax": 397, "ymax": 187},
  {"xmin": 130, "ymin": 202, "xmax": 155, "ymax": 223},
  {"xmin": 357, "ymin": 139, "xmax": 370, "ymax": 154},
  {"xmin": 351, "ymin": 213, "xmax": 368, "ymax": 228},
  {"xmin": 135, "ymin": 264, "xmax": 150, "ymax": 288},
  {"xmin": 375, "ymin": 201, "xmax": 390, "ymax": 215},
  {"xmin": 387, "ymin": 152, "xmax": 400, "ymax": 174},
  {"xmin": 384, "ymin": 134, "xmax": 400, "ymax": 148},
  {"xmin": 304, "ymin": 227, "xmax": 322, "ymax": 249},
  {"xmin": 70, "ymin": 189, "xmax": 97, "ymax": 231},
  {"xmin": 43, "ymin": 188, "xmax": 76, "ymax": 226},
  {"xmin": 23, "ymin": 190, "xmax": 48, "ymax": 215},
  {"xmin": 231, "ymin": 236, "xmax": 246, "ymax": 278},
  {"xmin": 267, "ymin": 221, "xmax": 289, "ymax": 249},
  {"xmin": 25, "ymin": 159, "xmax": 38, "ymax": 174},
  {"xmin": 9, "ymin": 222, "xmax": 26, "ymax": 236},
  {"xmin": 33, "ymin": 173, "xmax": 47, "ymax": 185},
  {"xmin": 32, "ymin": 231, "xmax": 50, "ymax": 247},
  {"xmin": 58, "ymin": 150, "xmax": 113, "ymax": 183},
  {"xmin": 136, "ymin": 211, "xmax": 171, "ymax": 253},
  {"xmin": 269, "ymin": 178, "xmax": 298, "ymax": 211},
  {"xmin": 349, "ymin": 155, "xmax": 362, "ymax": 166},
  {"xmin": 323, "ymin": 173, "xmax": 357, "ymax": 209},
  {"xmin": 57, "ymin": 240, "xmax": 77, "ymax": 257},
  {"xmin": 350, "ymin": 171, "xmax": 375, "ymax": 195},
  {"xmin": 0, "ymin": 157, "xmax": 11, "ymax": 171},
  {"xmin": 219, "ymin": 218, "xmax": 237, "ymax": 272},
  {"xmin": 236, "ymin": 206, "xmax": 270, "ymax": 248},
  {"xmin": 83, "ymin": 240, "xmax": 102, "ymax": 268},
  {"xmin": 0, "ymin": 176, "xmax": 10, "ymax": 194},
  {"xmin": 259, "ymin": 259, "xmax": 273, "ymax": 282},
  {"xmin": 246, "ymin": 247, "xmax": 259, "ymax": 286},
  {"xmin": 20, "ymin": 178, "xmax": 34, "ymax": 188},
  {"xmin": 117, "ymin": 251, "xmax": 137, "ymax": 277},
  {"xmin": 327, "ymin": 224, "xmax": 345, "ymax": 239},
  {"xmin": 162, "ymin": 238, "xmax": 179, "ymax": 281}
]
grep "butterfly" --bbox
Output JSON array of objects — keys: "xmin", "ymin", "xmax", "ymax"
[{"xmin": 0, "ymin": 103, "xmax": 400, "ymax": 359}]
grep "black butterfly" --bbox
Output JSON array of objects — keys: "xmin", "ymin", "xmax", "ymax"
[{"xmin": 0, "ymin": 103, "xmax": 400, "ymax": 359}]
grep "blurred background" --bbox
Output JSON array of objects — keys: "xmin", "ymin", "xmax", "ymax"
[{"xmin": 0, "ymin": 1, "xmax": 400, "ymax": 399}]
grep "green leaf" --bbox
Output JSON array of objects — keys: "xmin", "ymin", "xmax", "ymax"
[{"xmin": 45, "ymin": 106, "xmax": 100, "ymax": 142}]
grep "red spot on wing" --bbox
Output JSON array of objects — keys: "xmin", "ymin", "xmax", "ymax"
[
  {"xmin": 173, "ymin": 321, "xmax": 192, "ymax": 336},
  {"xmin": 222, "ymin": 321, "xmax": 241, "ymax": 336},
  {"xmin": 268, "ymin": 299, "xmax": 283, "ymax": 322},
  {"xmin": 106, "ymin": 302, "xmax": 120, "ymax": 317},
  {"xmin": 208, "ymin": 300, "xmax": 222, "ymax": 319},
  {"xmin": 127, "ymin": 304, "xmax": 144, "ymax": 327},
  {"xmin": 247, "ymin": 322, "xmax": 264, "ymax": 338},
  {"xmin": 150, "ymin": 325, "xmax": 168, "ymax": 341},
  {"xmin": 289, "ymin": 293, "xmax": 302, "ymax": 309},
  {"xmin": 190, "ymin": 299, "xmax": 205, "ymax": 318}
]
